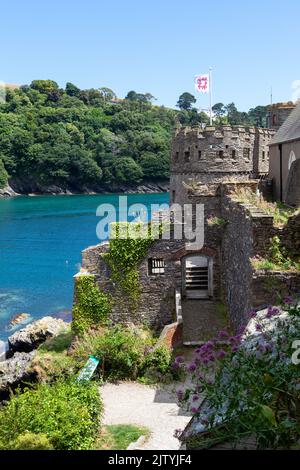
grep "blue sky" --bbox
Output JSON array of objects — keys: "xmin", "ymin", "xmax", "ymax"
[{"xmin": 1, "ymin": 0, "xmax": 299, "ymax": 111}]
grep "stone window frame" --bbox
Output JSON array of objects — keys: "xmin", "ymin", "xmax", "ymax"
[
  {"xmin": 148, "ymin": 258, "xmax": 166, "ymax": 275},
  {"xmin": 184, "ymin": 150, "xmax": 190, "ymax": 162},
  {"xmin": 243, "ymin": 147, "xmax": 250, "ymax": 161}
]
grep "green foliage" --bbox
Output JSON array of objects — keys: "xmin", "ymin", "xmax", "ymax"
[
  {"xmin": 0, "ymin": 379, "xmax": 103, "ymax": 450},
  {"xmin": 103, "ymin": 222, "xmax": 154, "ymax": 308},
  {"xmin": 8, "ymin": 432, "xmax": 54, "ymax": 450},
  {"xmin": 95, "ymin": 424, "xmax": 149, "ymax": 450},
  {"xmin": 252, "ymin": 236, "xmax": 300, "ymax": 272},
  {"xmin": 0, "ymin": 82, "xmax": 175, "ymax": 191},
  {"xmin": 72, "ymin": 275, "xmax": 112, "ymax": 335},
  {"xmin": 141, "ymin": 345, "xmax": 172, "ymax": 375},
  {"xmin": 179, "ymin": 304, "xmax": 300, "ymax": 449},
  {"xmin": 70, "ymin": 325, "xmax": 173, "ymax": 381},
  {"xmin": 0, "ymin": 158, "xmax": 8, "ymax": 188},
  {"xmin": 177, "ymin": 92, "xmax": 197, "ymax": 110}
]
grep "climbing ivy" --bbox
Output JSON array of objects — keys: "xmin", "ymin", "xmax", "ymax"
[
  {"xmin": 103, "ymin": 222, "xmax": 155, "ymax": 308},
  {"xmin": 72, "ymin": 275, "xmax": 112, "ymax": 335}
]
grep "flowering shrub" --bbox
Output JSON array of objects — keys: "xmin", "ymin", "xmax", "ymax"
[{"xmin": 177, "ymin": 298, "xmax": 300, "ymax": 449}]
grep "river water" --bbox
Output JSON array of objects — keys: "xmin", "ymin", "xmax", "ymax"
[{"xmin": 0, "ymin": 192, "xmax": 169, "ymax": 342}]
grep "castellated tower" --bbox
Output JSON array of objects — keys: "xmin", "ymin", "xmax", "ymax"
[{"xmin": 170, "ymin": 125, "xmax": 274, "ymax": 205}]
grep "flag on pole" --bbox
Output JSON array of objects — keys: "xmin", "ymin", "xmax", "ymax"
[{"xmin": 194, "ymin": 74, "xmax": 210, "ymax": 94}]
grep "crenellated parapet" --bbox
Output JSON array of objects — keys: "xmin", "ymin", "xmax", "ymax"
[{"xmin": 170, "ymin": 124, "xmax": 275, "ymax": 205}]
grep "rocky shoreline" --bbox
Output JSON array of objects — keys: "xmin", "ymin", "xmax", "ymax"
[
  {"xmin": 0, "ymin": 180, "xmax": 170, "ymax": 198},
  {"xmin": 0, "ymin": 317, "xmax": 69, "ymax": 401}
]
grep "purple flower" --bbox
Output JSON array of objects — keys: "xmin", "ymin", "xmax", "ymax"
[
  {"xmin": 190, "ymin": 406, "xmax": 199, "ymax": 414},
  {"xmin": 176, "ymin": 388, "xmax": 184, "ymax": 399},
  {"xmin": 284, "ymin": 296, "xmax": 293, "ymax": 305},
  {"xmin": 175, "ymin": 355, "xmax": 184, "ymax": 364},
  {"xmin": 255, "ymin": 323, "xmax": 262, "ymax": 331},
  {"xmin": 266, "ymin": 306, "xmax": 280, "ymax": 318},
  {"xmin": 218, "ymin": 330, "xmax": 229, "ymax": 339},
  {"xmin": 248, "ymin": 310, "xmax": 257, "ymax": 318},
  {"xmin": 187, "ymin": 363, "xmax": 197, "ymax": 372},
  {"xmin": 217, "ymin": 349, "xmax": 226, "ymax": 360},
  {"xmin": 192, "ymin": 394, "xmax": 199, "ymax": 402},
  {"xmin": 232, "ymin": 345, "xmax": 239, "ymax": 353}
]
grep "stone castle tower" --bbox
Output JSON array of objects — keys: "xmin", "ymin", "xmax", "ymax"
[{"xmin": 170, "ymin": 125, "xmax": 274, "ymax": 205}]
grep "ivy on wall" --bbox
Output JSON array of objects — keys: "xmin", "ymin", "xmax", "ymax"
[
  {"xmin": 72, "ymin": 275, "xmax": 112, "ymax": 335},
  {"xmin": 102, "ymin": 222, "xmax": 156, "ymax": 309}
]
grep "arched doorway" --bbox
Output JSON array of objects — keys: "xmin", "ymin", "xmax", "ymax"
[{"xmin": 182, "ymin": 254, "xmax": 213, "ymax": 299}]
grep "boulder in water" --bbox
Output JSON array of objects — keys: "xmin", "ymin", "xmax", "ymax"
[{"xmin": 8, "ymin": 316, "xmax": 69, "ymax": 354}]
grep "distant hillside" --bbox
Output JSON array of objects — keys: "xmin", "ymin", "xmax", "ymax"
[
  {"xmin": 0, "ymin": 81, "xmax": 177, "ymax": 194},
  {"xmin": 0, "ymin": 80, "xmax": 268, "ymax": 194}
]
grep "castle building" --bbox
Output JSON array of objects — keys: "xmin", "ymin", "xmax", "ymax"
[
  {"xmin": 266, "ymin": 102, "xmax": 296, "ymax": 130},
  {"xmin": 269, "ymin": 103, "xmax": 300, "ymax": 206},
  {"xmin": 75, "ymin": 123, "xmax": 300, "ymax": 345}
]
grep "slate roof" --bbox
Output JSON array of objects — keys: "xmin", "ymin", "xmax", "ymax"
[{"xmin": 271, "ymin": 102, "xmax": 300, "ymax": 145}]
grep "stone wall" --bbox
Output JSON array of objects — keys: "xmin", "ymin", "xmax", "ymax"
[
  {"xmin": 221, "ymin": 185, "xmax": 300, "ymax": 331},
  {"xmin": 80, "ymin": 239, "xmax": 183, "ymax": 331}
]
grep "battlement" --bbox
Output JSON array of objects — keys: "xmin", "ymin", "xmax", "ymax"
[
  {"xmin": 174, "ymin": 124, "xmax": 274, "ymax": 140},
  {"xmin": 171, "ymin": 125, "xmax": 274, "ymax": 176},
  {"xmin": 170, "ymin": 125, "xmax": 275, "ymax": 205}
]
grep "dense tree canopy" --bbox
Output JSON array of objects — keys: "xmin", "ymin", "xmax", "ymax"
[
  {"xmin": 0, "ymin": 82, "xmax": 176, "ymax": 191},
  {"xmin": 0, "ymin": 81, "xmax": 269, "ymax": 192}
]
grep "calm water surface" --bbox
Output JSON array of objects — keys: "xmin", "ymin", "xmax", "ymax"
[{"xmin": 0, "ymin": 193, "xmax": 169, "ymax": 341}]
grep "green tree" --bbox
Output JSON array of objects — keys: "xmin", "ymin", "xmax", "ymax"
[
  {"xmin": 0, "ymin": 159, "xmax": 8, "ymax": 188},
  {"xmin": 99, "ymin": 87, "xmax": 117, "ymax": 102},
  {"xmin": 114, "ymin": 157, "xmax": 143, "ymax": 184},
  {"xmin": 65, "ymin": 82, "xmax": 81, "ymax": 97},
  {"xmin": 212, "ymin": 102, "xmax": 226, "ymax": 117},
  {"xmin": 176, "ymin": 92, "xmax": 197, "ymax": 110}
]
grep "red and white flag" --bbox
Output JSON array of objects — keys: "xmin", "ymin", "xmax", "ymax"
[{"xmin": 194, "ymin": 74, "xmax": 209, "ymax": 93}]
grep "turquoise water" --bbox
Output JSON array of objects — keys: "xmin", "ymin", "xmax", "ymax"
[{"xmin": 0, "ymin": 193, "xmax": 169, "ymax": 341}]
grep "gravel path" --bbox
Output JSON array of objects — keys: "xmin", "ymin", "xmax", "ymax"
[{"xmin": 100, "ymin": 381, "xmax": 191, "ymax": 450}]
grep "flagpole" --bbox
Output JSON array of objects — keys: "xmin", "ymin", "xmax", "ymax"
[{"xmin": 209, "ymin": 67, "xmax": 212, "ymax": 125}]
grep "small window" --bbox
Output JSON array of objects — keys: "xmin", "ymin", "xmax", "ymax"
[
  {"xmin": 184, "ymin": 150, "xmax": 190, "ymax": 162},
  {"xmin": 172, "ymin": 190, "xmax": 176, "ymax": 202},
  {"xmin": 232, "ymin": 149, "xmax": 236, "ymax": 159},
  {"xmin": 243, "ymin": 148, "xmax": 250, "ymax": 160},
  {"xmin": 148, "ymin": 258, "xmax": 165, "ymax": 275},
  {"xmin": 198, "ymin": 150, "xmax": 202, "ymax": 159},
  {"xmin": 219, "ymin": 150, "xmax": 224, "ymax": 159},
  {"xmin": 175, "ymin": 151, "xmax": 179, "ymax": 161},
  {"xmin": 262, "ymin": 151, "xmax": 265, "ymax": 161}
]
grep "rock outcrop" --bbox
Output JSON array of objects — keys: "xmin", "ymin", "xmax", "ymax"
[
  {"xmin": 0, "ymin": 351, "xmax": 36, "ymax": 401},
  {"xmin": 8, "ymin": 316, "xmax": 69, "ymax": 354}
]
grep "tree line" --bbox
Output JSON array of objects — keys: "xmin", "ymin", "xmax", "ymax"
[{"xmin": 0, "ymin": 82, "xmax": 269, "ymax": 191}]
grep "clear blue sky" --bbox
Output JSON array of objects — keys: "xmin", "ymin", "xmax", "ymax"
[{"xmin": 1, "ymin": 0, "xmax": 299, "ymax": 111}]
